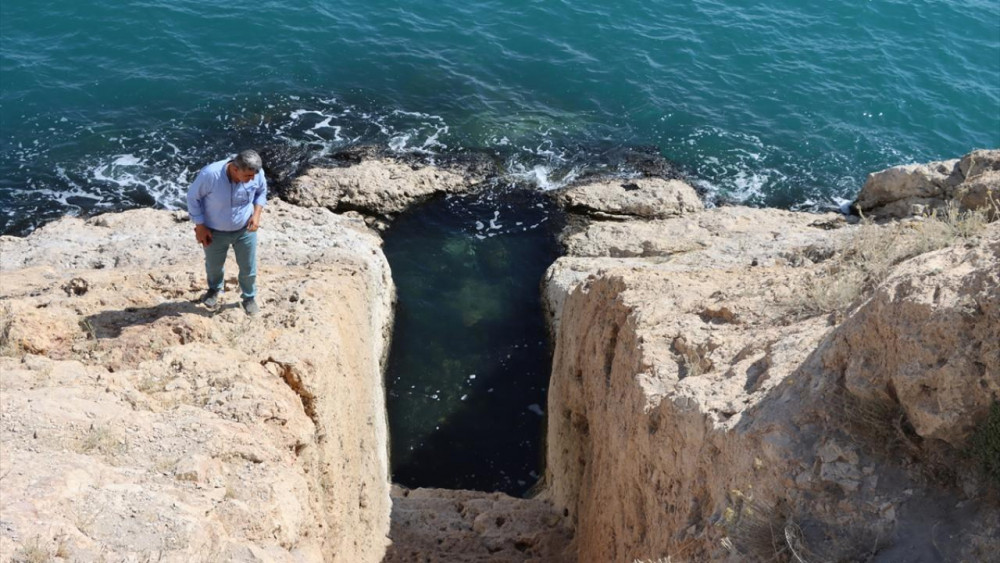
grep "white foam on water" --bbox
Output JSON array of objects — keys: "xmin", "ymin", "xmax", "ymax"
[
  {"xmin": 388, "ymin": 134, "xmax": 411, "ymax": 152},
  {"xmin": 111, "ymin": 154, "xmax": 143, "ymax": 167}
]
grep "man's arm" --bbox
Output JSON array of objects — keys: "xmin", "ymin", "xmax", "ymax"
[
  {"xmin": 247, "ymin": 204, "xmax": 264, "ymax": 232},
  {"xmin": 247, "ymin": 172, "xmax": 267, "ymax": 232},
  {"xmin": 187, "ymin": 170, "xmax": 212, "ymax": 246}
]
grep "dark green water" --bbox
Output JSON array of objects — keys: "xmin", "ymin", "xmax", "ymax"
[{"xmin": 383, "ymin": 187, "xmax": 562, "ymax": 495}]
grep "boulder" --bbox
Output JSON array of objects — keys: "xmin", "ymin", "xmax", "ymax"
[
  {"xmin": 549, "ymin": 177, "xmax": 703, "ymax": 220},
  {"xmin": 284, "ymin": 158, "xmax": 474, "ymax": 217},
  {"xmin": 854, "ymin": 149, "xmax": 1000, "ymax": 220}
]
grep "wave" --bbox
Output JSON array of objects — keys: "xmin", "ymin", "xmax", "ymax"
[{"xmin": 0, "ymin": 93, "xmax": 903, "ymax": 235}]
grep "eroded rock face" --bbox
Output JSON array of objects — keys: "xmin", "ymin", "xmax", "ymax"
[
  {"xmin": 284, "ymin": 158, "xmax": 474, "ymax": 218},
  {"xmin": 854, "ymin": 149, "xmax": 1000, "ymax": 220},
  {"xmin": 0, "ymin": 200, "xmax": 394, "ymax": 562},
  {"xmin": 542, "ymin": 194, "xmax": 999, "ymax": 561},
  {"xmin": 822, "ymin": 234, "xmax": 1000, "ymax": 447},
  {"xmin": 384, "ymin": 487, "xmax": 573, "ymax": 563}
]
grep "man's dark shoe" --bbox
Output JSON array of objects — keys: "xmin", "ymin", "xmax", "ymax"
[
  {"xmin": 242, "ymin": 298, "xmax": 260, "ymax": 316},
  {"xmin": 202, "ymin": 289, "xmax": 220, "ymax": 308}
]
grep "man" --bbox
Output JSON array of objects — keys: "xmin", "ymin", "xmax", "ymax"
[{"xmin": 187, "ymin": 149, "xmax": 267, "ymax": 315}]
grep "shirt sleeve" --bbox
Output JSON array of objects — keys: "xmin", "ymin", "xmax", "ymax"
[
  {"xmin": 252, "ymin": 171, "xmax": 268, "ymax": 207},
  {"xmin": 187, "ymin": 169, "xmax": 208, "ymax": 224}
]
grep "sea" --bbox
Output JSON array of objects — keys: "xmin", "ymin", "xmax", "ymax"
[{"xmin": 2, "ymin": 0, "xmax": 998, "ymax": 235}]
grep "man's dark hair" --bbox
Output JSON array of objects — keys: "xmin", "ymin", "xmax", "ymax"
[{"xmin": 233, "ymin": 149, "xmax": 263, "ymax": 172}]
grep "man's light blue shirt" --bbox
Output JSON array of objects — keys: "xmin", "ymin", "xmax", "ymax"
[{"xmin": 187, "ymin": 158, "xmax": 267, "ymax": 232}]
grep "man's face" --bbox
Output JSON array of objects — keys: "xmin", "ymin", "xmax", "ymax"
[{"xmin": 228, "ymin": 163, "xmax": 258, "ymax": 183}]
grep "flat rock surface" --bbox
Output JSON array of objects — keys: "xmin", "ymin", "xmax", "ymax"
[
  {"xmin": 550, "ymin": 177, "xmax": 703, "ymax": 220},
  {"xmin": 284, "ymin": 158, "xmax": 474, "ymax": 217}
]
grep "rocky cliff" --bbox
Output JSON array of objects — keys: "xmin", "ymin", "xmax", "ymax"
[
  {"xmin": 0, "ymin": 200, "xmax": 394, "ymax": 561},
  {"xmin": 1, "ymin": 150, "xmax": 997, "ymax": 562},
  {"xmin": 541, "ymin": 151, "xmax": 1000, "ymax": 562}
]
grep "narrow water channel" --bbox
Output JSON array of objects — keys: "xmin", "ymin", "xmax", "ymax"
[{"xmin": 382, "ymin": 185, "xmax": 562, "ymax": 496}]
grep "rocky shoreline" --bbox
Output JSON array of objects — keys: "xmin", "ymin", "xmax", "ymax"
[{"xmin": 1, "ymin": 149, "xmax": 997, "ymax": 561}]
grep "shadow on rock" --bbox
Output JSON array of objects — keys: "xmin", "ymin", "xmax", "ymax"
[{"xmin": 84, "ymin": 300, "xmax": 213, "ymax": 339}]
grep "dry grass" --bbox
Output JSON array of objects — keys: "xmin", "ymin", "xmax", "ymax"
[
  {"xmin": 788, "ymin": 204, "xmax": 992, "ymax": 319},
  {"xmin": 671, "ymin": 336, "xmax": 714, "ymax": 379},
  {"xmin": 71, "ymin": 503, "xmax": 104, "ymax": 537},
  {"xmin": 721, "ymin": 490, "xmax": 798, "ymax": 562},
  {"xmin": 721, "ymin": 489, "xmax": 887, "ymax": 562},
  {"xmin": 77, "ymin": 424, "xmax": 126, "ymax": 459},
  {"xmin": 0, "ymin": 302, "xmax": 23, "ymax": 357},
  {"xmin": 834, "ymin": 390, "xmax": 907, "ymax": 448},
  {"xmin": 13, "ymin": 536, "xmax": 52, "ymax": 563}
]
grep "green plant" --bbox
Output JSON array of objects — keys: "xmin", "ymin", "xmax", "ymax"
[{"xmin": 968, "ymin": 401, "xmax": 1000, "ymax": 487}]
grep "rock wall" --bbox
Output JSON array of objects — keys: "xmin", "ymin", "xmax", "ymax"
[
  {"xmin": 0, "ymin": 200, "xmax": 394, "ymax": 561},
  {"xmin": 542, "ymin": 171, "xmax": 1000, "ymax": 561},
  {"xmin": 384, "ymin": 487, "xmax": 573, "ymax": 563}
]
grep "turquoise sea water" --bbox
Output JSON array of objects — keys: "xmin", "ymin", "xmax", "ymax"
[{"xmin": 2, "ymin": 0, "xmax": 998, "ymax": 234}]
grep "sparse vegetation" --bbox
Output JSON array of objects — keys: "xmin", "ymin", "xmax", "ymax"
[
  {"xmin": 12, "ymin": 535, "xmax": 52, "ymax": 563},
  {"xmin": 790, "ymin": 204, "xmax": 993, "ymax": 319},
  {"xmin": 721, "ymin": 490, "xmax": 800, "ymax": 562},
  {"xmin": 79, "ymin": 318, "xmax": 97, "ymax": 341},
  {"xmin": 71, "ymin": 504, "xmax": 104, "ymax": 537},
  {"xmin": 224, "ymin": 479, "xmax": 240, "ymax": 500},
  {"xmin": 968, "ymin": 401, "xmax": 1000, "ymax": 487},
  {"xmin": 671, "ymin": 336, "xmax": 713, "ymax": 378},
  {"xmin": 836, "ymin": 390, "xmax": 907, "ymax": 448},
  {"xmin": 0, "ymin": 302, "xmax": 22, "ymax": 357},
  {"xmin": 78, "ymin": 424, "xmax": 125, "ymax": 458},
  {"xmin": 721, "ymin": 489, "xmax": 886, "ymax": 562}
]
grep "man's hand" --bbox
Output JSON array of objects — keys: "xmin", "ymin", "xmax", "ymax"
[
  {"xmin": 194, "ymin": 224, "xmax": 212, "ymax": 247},
  {"xmin": 247, "ymin": 205, "xmax": 263, "ymax": 232}
]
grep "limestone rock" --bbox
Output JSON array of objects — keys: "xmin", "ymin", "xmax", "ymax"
[
  {"xmin": 0, "ymin": 200, "xmax": 394, "ymax": 562},
  {"xmin": 822, "ymin": 230, "xmax": 1000, "ymax": 447},
  {"xmin": 384, "ymin": 487, "xmax": 573, "ymax": 562},
  {"xmin": 854, "ymin": 149, "xmax": 1000, "ymax": 219},
  {"xmin": 550, "ymin": 177, "xmax": 703, "ymax": 220},
  {"xmin": 284, "ymin": 158, "xmax": 473, "ymax": 217},
  {"xmin": 542, "ymin": 191, "xmax": 999, "ymax": 561},
  {"xmin": 543, "ymin": 207, "xmax": 850, "ymax": 335}
]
